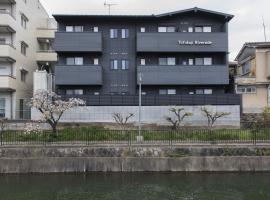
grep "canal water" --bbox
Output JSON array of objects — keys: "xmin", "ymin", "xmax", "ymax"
[{"xmin": 0, "ymin": 173, "xmax": 269, "ymax": 200}]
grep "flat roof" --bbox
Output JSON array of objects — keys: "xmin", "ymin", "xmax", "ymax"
[{"xmin": 53, "ymin": 7, "xmax": 234, "ymax": 21}]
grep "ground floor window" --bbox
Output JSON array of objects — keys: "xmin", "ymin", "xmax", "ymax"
[
  {"xmin": 0, "ymin": 98, "xmax": 5, "ymax": 118},
  {"xmin": 159, "ymin": 89, "xmax": 176, "ymax": 95},
  {"xmin": 236, "ymin": 86, "xmax": 256, "ymax": 94}
]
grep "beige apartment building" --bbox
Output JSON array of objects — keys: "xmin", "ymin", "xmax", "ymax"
[
  {"xmin": 235, "ymin": 42, "xmax": 270, "ymax": 113},
  {"xmin": 0, "ymin": 0, "xmax": 56, "ymax": 119}
]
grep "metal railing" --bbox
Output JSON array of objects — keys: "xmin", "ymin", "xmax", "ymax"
[
  {"xmin": 0, "ymin": 127, "xmax": 269, "ymax": 146},
  {"xmin": 61, "ymin": 94, "xmax": 241, "ymax": 106}
]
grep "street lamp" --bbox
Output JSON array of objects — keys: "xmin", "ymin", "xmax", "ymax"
[{"xmin": 137, "ymin": 72, "xmax": 143, "ymax": 142}]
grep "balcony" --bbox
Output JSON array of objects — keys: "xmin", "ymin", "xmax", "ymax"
[
  {"xmin": 36, "ymin": 51, "xmax": 57, "ymax": 63},
  {"xmin": 0, "ymin": 44, "xmax": 16, "ymax": 62},
  {"xmin": 54, "ymin": 32, "xmax": 102, "ymax": 52},
  {"xmin": 137, "ymin": 65, "xmax": 229, "ymax": 85},
  {"xmin": 37, "ymin": 28, "xmax": 56, "ymax": 39},
  {"xmin": 55, "ymin": 65, "xmax": 103, "ymax": 85},
  {"xmin": 137, "ymin": 32, "xmax": 228, "ymax": 52},
  {"xmin": 0, "ymin": 11, "xmax": 16, "ymax": 33},
  {"xmin": 0, "ymin": 75, "xmax": 16, "ymax": 91},
  {"xmin": 235, "ymin": 76, "xmax": 256, "ymax": 85}
]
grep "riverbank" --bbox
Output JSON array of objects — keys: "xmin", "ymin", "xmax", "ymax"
[{"xmin": 1, "ymin": 146, "xmax": 270, "ymax": 173}]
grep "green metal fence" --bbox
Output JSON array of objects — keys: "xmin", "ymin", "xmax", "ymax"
[{"xmin": 0, "ymin": 127, "xmax": 270, "ymax": 146}]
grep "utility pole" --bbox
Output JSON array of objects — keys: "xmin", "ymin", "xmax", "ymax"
[
  {"xmin": 138, "ymin": 72, "xmax": 143, "ymax": 142},
  {"xmin": 104, "ymin": 0, "xmax": 118, "ymax": 15},
  {"xmin": 263, "ymin": 16, "xmax": 267, "ymax": 42}
]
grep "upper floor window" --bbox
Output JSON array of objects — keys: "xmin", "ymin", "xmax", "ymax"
[
  {"xmin": 159, "ymin": 89, "xmax": 176, "ymax": 95},
  {"xmin": 21, "ymin": 14, "xmax": 28, "ymax": 29},
  {"xmin": 188, "ymin": 27, "xmax": 193, "ymax": 32},
  {"xmin": 159, "ymin": 57, "xmax": 176, "ymax": 66},
  {"xmin": 110, "ymin": 59, "xmax": 118, "ymax": 70},
  {"xmin": 121, "ymin": 60, "xmax": 129, "ymax": 70},
  {"xmin": 140, "ymin": 59, "xmax": 146, "ymax": 66},
  {"xmin": 94, "ymin": 58, "xmax": 99, "ymax": 65},
  {"xmin": 20, "ymin": 70, "xmax": 27, "ymax": 82},
  {"xmin": 140, "ymin": 27, "xmax": 146, "ymax": 33},
  {"xmin": 194, "ymin": 89, "xmax": 213, "ymax": 95},
  {"xmin": 66, "ymin": 26, "xmax": 84, "ymax": 32},
  {"xmin": 66, "ymin": 57, "xmax": 83, "ymax": 65},
  {"xmin": 0, "ymin": 98, "xmax": 5, "ymax": 118},
  {"xmin": 0, "ymin": 38, "xmax": 6, "ymax": 44},
  {"xmin": 236, "ymin": 86, "xmax": 256, "ymax": 94},
  {"xmin": 110, "ymin": 29, "xmax": 118, "ymax": 39},
  {"xmin": 66, "ymin": 89, "xmax": 84, "ymax": 95},
  {"xmin": 158, "ymin": 26, "xmax": 176, "ymax": 33},
  {"xmin": 121, "ymin": 29, "xmax": 129, "ymax": 39},
  {"xmin": 195, "ymin": 26, "xmax": 212, "ymax": 33},
  {"xmin": 21, "ymin": 42, "xmax": 28, "ymax": 56},
  {"xmin": 93, "ymin": 27, "xmax": 99, "ymax": 32},
  {"xmin": 195, "ymin": 57, "xmax": 212, "ymax": 66}
]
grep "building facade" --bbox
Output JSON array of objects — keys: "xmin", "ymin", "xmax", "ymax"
[
  {"xmin": 0, "ymin": 0, "xmax": 56, "ymax": 119},
  {"xmin": 235, "ymin": 42, "xmax": 270, "ymax": 113},
  {"xmin": 53, "ymin": 8, "xmax": 239, "ymax": 106}
]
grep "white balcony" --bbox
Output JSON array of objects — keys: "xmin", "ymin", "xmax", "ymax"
[
  {"xmin": 0, "ymin": 44, "xmax": 17, "ymax": 62},
  {"xmin": 235, "ymin": 76, "xmax": 256, "ymax": 85},
  {"xmin": 0, "ymin": 75, "xmax": 16, "ymax": 91},
  {"xmin": 37, "ymin": 28, "xmax": 56, "ymax": 39},
  {"xmin": 0, "ymin": 11, "xmax": 16, "ymax": 33},
  {"xmin": 36, "ymin": 51, "xmax": 57, "ymax": 63}
]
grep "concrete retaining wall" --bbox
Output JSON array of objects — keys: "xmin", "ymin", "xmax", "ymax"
[
  {"xmin": 0, "ymin": 146, "xmax": 270, "ymax": 173},
  {"xmin": 31, "ymin": 105, "xmax": 240, "ymax": 127}
]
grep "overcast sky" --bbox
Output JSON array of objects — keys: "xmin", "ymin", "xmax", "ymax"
[{"xmin": 40, "ymin": 0, "xmax": 269, "ymax": 61}]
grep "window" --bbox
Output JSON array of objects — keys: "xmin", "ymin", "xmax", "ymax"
[
  {"xmin": 204, "ymin": 89, "xmax": 213, "ymax": 95},
  {"xmin": 66, "ymin": 57, "xmax": 83, "ymax": 65},
  {"xmin": 140, "ymin": 59, "xmax": 146, "ymax": 66},
  {"xmin": 121, "ymin": 29, "xmax": 129, "ymax": 39},
  {"xmin": 75, "ymin": 57, "xmax": 83, "ymax": 65},
  {"xmin": 158, "ymin": 26, "xmax": 175, "ymax": 32},
  {"xmin": 21, "ymin": 70, "xmax": 27, "ymax": 82},
  {"xmin": 195, "ymin": 26, "xmax": 203, "ymax": 32},
  {"xmin": 141, "ymin": 92, "xmax": 147, "ymax": 95},
  {"xmin": 188, "ymin": 59, "xmax": 194, "ymax": 66},
  {"xmin": 159, "ymin": 89, "xmax": 176, "ymax": 95},
  {"xmin": 203, "ymin": 26, "xmax": 212, "ymax": 33},
  {"xmin": 121, "ymin": 60, "xmax": 129, "ymax": 70},
  {"xmin": 0, "ymin": 98, "xmax": 5, "ymax": 118},
  {"xmin": 93, "ymin": 27, "xmax": 99, "ymax": 32},
  {"xmin": 21, "ymin": 42, "xmax": 28, "ymax": 56},
  {"xmin": 204, "ymin": 58, "xmax": 212, "ymax": 65},
  {"xmin": 74, "ymin": 26, "xmax": 83, "ymax": 32},
  {"xmin": 159, "ymin": 57, "xmax": 176, "ymax": 65},
  {"xmin": 21, "ymin": 14, "xmax": 28, "ymax": 29},
  {"xmin": 0, "ymin": 38, "xmax": 6, "ymax": 44},
  {"xmin": 66, "ymin": 26, "xmax": 73, "ymax": 32},
  {"xmin": 94, "ymin": 92, "xmax": 100, "ymax": 96},
  {"xmin": 195, "ymin": 89, "xmax": 204, "ymax": 95},
  {"xmin": 140, "ymin": 27, "xmax": 145, "ymax": 32},
  {"xmin": 168, "ymin": 89, "xmax": 176, "ymax": 95},
  {"xmin": 236, "ymin": 86, "xmax": 257, "ymax": 94},
  {"xmin": 94, "ymin": 58, "xmax": 99, "ymax": 65},
  {"xmin": 110, "ymin": 29, "xmax": 118, "ymax": 38},
  {"xmin": 66, "ymin": 90, "xmax": 83, "ymax": 95},
  {"xmin": 110, "ymin": 59, "xmax": 118, "ymax": 70},
  {"xmin": 188, "ymin": 27, "xmax": 193, "ymax": 32},
  {"xmin": 19, "ymin": 99, "xmax": 24, "ymax": 119},
  {"xmin": 195, "ymin": 58, "xmax": 204, "ymax": 65}
]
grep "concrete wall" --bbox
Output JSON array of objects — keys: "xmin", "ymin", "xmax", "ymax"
[
  {"xmin": 32, "ymin": 105, "xmax": 240, "ymax": 127},
  {"xmin": 1, "ymin": 146, "xmax": 270, "ymax": 173}
]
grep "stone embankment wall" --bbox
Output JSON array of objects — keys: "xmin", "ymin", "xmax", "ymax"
[{"xmin": 1, "ymin": 146, "xmax": 270, "ymax": 173}]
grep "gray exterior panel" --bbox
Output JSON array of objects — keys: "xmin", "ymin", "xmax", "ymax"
[
  {"xmin": 54, "ymin": 32, "xmax": 102, "ymax": 52},
  {"xmin": 137, "ymin": 65, "xmax": 229, "ymax": 85},
  {"xmin": 137, "ymin": 33, "xmax": 228, "ymax": 52},
  {"xmin": 55, "ymin": 65, "xmax": 102, "ymax": 85}
]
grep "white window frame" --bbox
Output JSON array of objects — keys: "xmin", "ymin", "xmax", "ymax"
[
  {"xmin": 204, "ymin": 58, "xmax": 212, "ymax": 66},
  {"xmin": 66, "ymin": 26, "xmax": 73, "ymax": 32},
  {"xmin": 140, "ymin": 27, "xmax": 145, "ymax": 32},
  {"xmin": 93, "ymin": 27, "xmax": 99, "ymax": 32},
  {"xmin": 74, "ymin": 89, "xmax": 83, "ymax": 95},
  {"xmin": 75, "ymin": 57, "xmax": 83, "ymax": 65},
  {"xmin": 66, "ymin": 57, "xmax": 74, "ymax": 65},
  {"xmin": 110, "ymin": 29, "xmax": 118, "ymax": 39},
  {"xmin": 168, "ymin": 89, "xmax": 176, "ymax": 95},
  {"xmin": 140, "ymin": 59, "xmax": 146, "ymax": 66},
  {"xmin": 0, "ymin": 98, "xmax": 6, "ymax": 118},
  {"xmin": 121, "ymin": 29, "xmax": 129, "ymax": 39},
  {"xmin": 188, "ymin": 59, "xmax": 194, "ymax": 66},
  {"xmin": 94, "ymin": 58, "xmax": 99, "ymax": 65},
  {"xmin": 188, "ymin": 27, "xmax": 193, "ymax": 32},
  {"xmin": 74, "ymin": 26, "xmax": 83, "ymax": 32},
  {"xmin": 167, "ymin": 57, "xmax": 176, "ymax": 66},
  {"xmin": 236, "ymin": 86, "xmax": 257, "ymax": 94},
  {"xmin": 195, "ymin": 26, "xmax": 203, "ymax": 33},
  {"xmin": 204, "ymin": 89, "xmax": 213, "ymax": 95},
  {"xmin": 121, "ymin": 59, "xmax": 129, "ymax": 70},
  {"xmin": 203, "ymin": 26, "xmax": 212, "ymax": 33},
  {"xmin": 158, "ymin": 27, "xmax": 167, "ymax": 32}
]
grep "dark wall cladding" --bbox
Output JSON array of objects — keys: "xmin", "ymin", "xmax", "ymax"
[
  {"xmin": 55, "ymin": 65, "xmax": 103, "ymax": 85},
  {"xmin": 137, "ymin": 65, "xmax": 229, "ymax": 85},
  {"xmin": 53, "ymin": 32, "xmax": 102, "ymax": 52},
  {"xmin": 137, "ymin": 32, "xmax": 228, "ymax": 52}
]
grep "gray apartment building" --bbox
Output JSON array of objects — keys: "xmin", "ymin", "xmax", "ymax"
[{"xmin": 52, "ymin": 7, "xmax": 240, "ymax": 106}]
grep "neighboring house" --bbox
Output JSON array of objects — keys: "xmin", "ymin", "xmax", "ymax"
[
  {"xmin": 0, "ymin": 0, "xmax": 56, "ymax": 119},
  {"xmin": 235, "ymin": 42, "xmax": 270, "ymax": 113}
]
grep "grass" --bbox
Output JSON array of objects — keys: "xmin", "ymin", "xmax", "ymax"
[{"xmin": 0, "ymin": 127, "xmax": 270, "ymax": 144}]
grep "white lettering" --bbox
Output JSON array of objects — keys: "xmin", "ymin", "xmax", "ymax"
[{"xmin": 178, "ymin": 40, "xmax": 212, "ymax": 45}]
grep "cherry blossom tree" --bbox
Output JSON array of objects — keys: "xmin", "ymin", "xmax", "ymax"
[
  {"xmin": 30, "ymin": 90, "xmax": 85, "ymax": 134},
  {"xmin": 166, "ymin": 107, "xmax": 193, "ymax": 130}
]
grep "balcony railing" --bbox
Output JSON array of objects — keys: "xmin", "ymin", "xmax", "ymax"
[
  {"xmin": 0, "ymin": 75, "xmax": 16, "ymax": 91},
  {"xmin": 235, "ymin": 76, "xmax": 256, "ymax": 85},
  {"xmin": 36, "ymin": 50, "xmax": 57, "ymax": 62},
  {"xmin": 0, "ymin": 11, "xmax": 16, "ymax": 32},
  {"xmin": 37, "ymin": 28, "xmax": 56, "ymax": 39},
  {"xmin": 137, "ymin": 65, "xmax": 229, "ymax": 85},
  {"xmin": 0, "ymin": 44, "xmax": 16, "ymax": 62},
  {"xmin": 53, "ymin": 32, "xmax": 102, "ymax": 52},
  {"xmin": 55, "ymin": 65, "xmax": 103, "ymax": 85},
  {"xmin": 137, "ymin": 32, "xmax": 228, "ymax": 52},
  {"xmin": 60, "ymin": 94, "xmax": 241, "ymax": 106}
]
